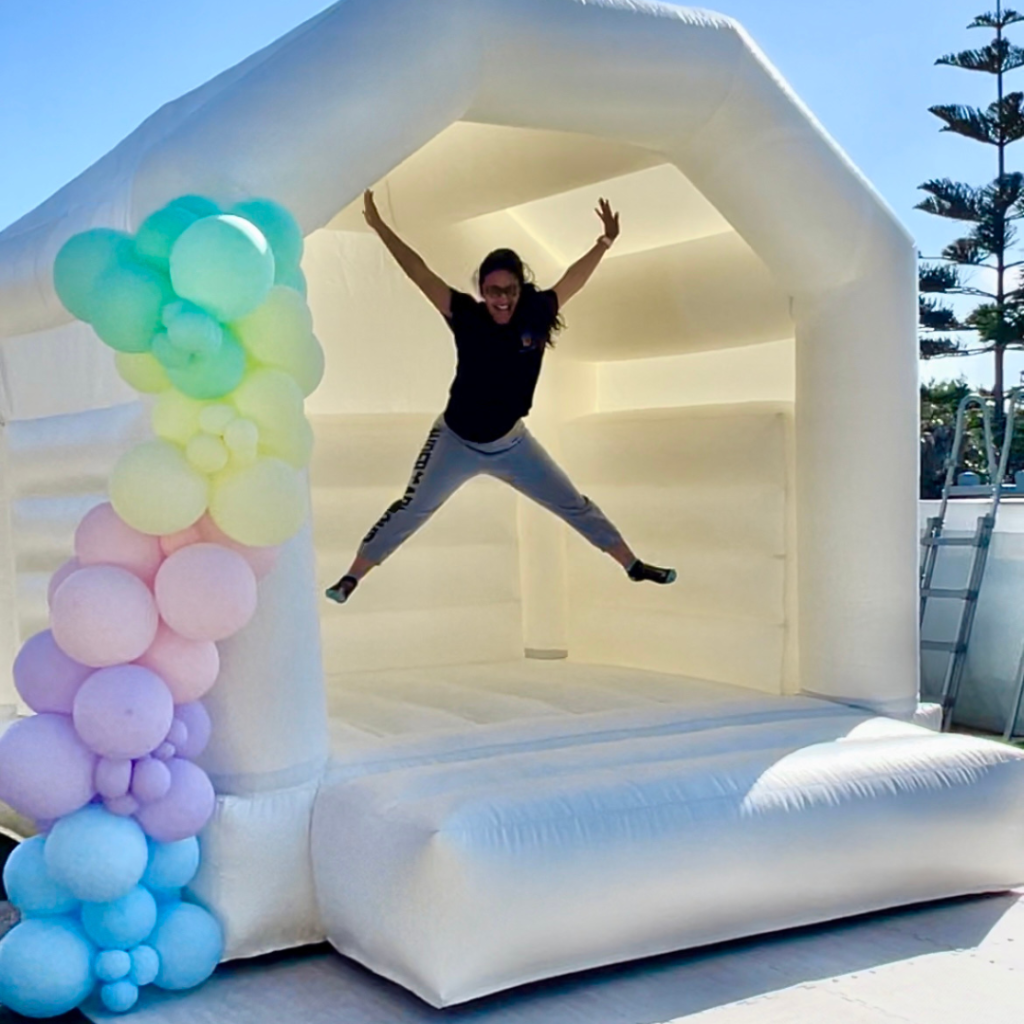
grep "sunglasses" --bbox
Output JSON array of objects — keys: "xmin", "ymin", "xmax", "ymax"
[{"xmin": 482, "ymin": 284, "xmax": 521, "ymax": 300}]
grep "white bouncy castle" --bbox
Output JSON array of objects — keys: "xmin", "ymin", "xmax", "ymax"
[{"xmin": 2, "ymin": 0, "xmax": 1024, "ymax": 1013}]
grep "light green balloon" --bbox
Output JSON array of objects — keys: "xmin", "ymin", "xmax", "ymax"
[
  {"xmin": 135, "ymin": 197, "xmax": 221, "ymax": 270},
  {"xmin": 152, "ymin": 330, "xmax": 191, "ymax": 371},
  {"xmin": 90, "ymin": 261, "xmax": 173, "ymax": 353},
  {"xmin": 170, "ymin": 215, "xmax": 275, "ymax": 323},
  {"xmin": 166, "ymin": 333, "xmax": 246, "ymax": 400},
  {"xmin": 163, "ymin": 301, "xmax": 224, "ymax": 359},
  {"xmin": 53, "ymin": 229, "xmax": 134, "ymax": 322},
  {"xmin": 231, "ymin": 199, "xmax": 304, "ymax": 269}
]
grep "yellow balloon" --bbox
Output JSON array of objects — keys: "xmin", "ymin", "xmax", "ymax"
[
  {"xmin": 115, "ymin": 352, "xmax": 171, "ymax": 394},
  {"xmin": 289, "ymin": 332, "xmax": 325, "ymax": 398},
  {"xmin": 198, "ymin": 403, "xmax": 237, "ymax": 437},
  {"xmin": 210, "ymin": 457, "xmax": 308, "ymax": 547},
  {"xmin": 110, "ymin": 440, "xmax": 209, "ymax": 536},
  {"xmin": 186, "ymin": 433, "xmax": 230, "ymax": 475},
  {"xmin": 231, "ymin": 367, "xmax": 304, "ymax": 428},
  {"xmin": 223, "ymin": 418, "xmax": 259, "ymax": 465},
  {"xmin": 259, "ymin": 415, "xmax": 314, "ymax": 469},
  {"xmin": 152, "ymin": 390, "xmax": 205, "ymax": 446}
]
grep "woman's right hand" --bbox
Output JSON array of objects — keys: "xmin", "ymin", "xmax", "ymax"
[{"xmin": 363, "ymin": 189, "xmax": 383, "ymax": 231}]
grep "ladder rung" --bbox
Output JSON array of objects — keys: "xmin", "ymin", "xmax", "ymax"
[
  {"xmin": 921, "ymin": 536, "xmax": 978, "ymax": 547},
  {"xmin": 921, "ymin": 639, "xmax": 968, "ymax": 653},
  {"xmin": 921, "ymin": 587, "xmax": 977, "ymax": 600}
]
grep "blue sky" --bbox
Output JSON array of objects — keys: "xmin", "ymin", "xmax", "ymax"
[{"xmin": 1, "ymin": 0, "xmax": 1018, "ymax": 386}]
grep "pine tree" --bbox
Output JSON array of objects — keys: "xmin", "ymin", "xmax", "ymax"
[{"xmin": 918, "ymin": 2, "xmax": 1024, "ymax": 413}]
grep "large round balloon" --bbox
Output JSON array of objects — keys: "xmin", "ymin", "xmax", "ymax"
[
  {"xmin": 115, "ymin": 351, "xmax": 171, "ymax": 395},
  {"xmin": 110, "ymin": 440, "xmax": 209, "ymax": 536},
  {"xmin": 170, "ymin": 215, "xmax": 275, "ymax": 322},
  {"xmin": 197, "ymin": 514, "xmax": 280, "ymax": 579},
  {"xmin": 13, "ymin": 630, "xmax": 92, "ymax": 714},
  {"xmin": 73, "ymin": 665, "xmax": 175, "ymax": 760},
  {"xmin": 134, "ymin": 196, "xmax": 220, "ymax": 270},
  {"xmin": 75, "ymin": 502, "xmax": 164, "ymax": 586},
  {"xmin": 210, "ymin": 457, "xmax": 309, "ymax": 547},
  {"xmin": 2, "ymin": 836, "xmax": 79, "ymax": 917},
  {"xmin": 136, "ymin": 621, "xmax": 220, "ymax": 704},
  {"xmin": 45, "ymin": 807, "xmax": 149, "ymax": 903},
  {"xmin": 0, "ymin": 714, "xmax": 96, "ymax": 821},
  {"xmin": 135, "ymin": 759, "xmax": 215, "ymax": 843},
  {"xmin": 81, "ymin": 884, "xmax": 158, "ymax": 950},
  {"xmin": 142, "ymin": 837, "xmax": 200, "ymax": 896},
  {"xmin": 154, "ymin": 544, "xmax": 257, "ymax": 642},
  {"xmin": 166, "ymin": 332, "xmax": 246, "ymax": 401},
  {"xmin": 150, "ymin": 901, "xmax": 223, "ymax": 990},
  {"xmin": 53, "ymin": 228, "xmax": 134, "ymax": 322},
  {"xmin": 90, "ymin": 261, "xmax": 172, "ymax": 354},
  {"xmin": 0, "ymin": 918, "xmax": 96, "ymax": 1018},
  {"xmin": 50, "ymin": 566, "xmax": 159, "ymax": 668},
  {"xmin": 47, "ymin": 557, "xmax": 81, "ymax": 608},
  {"xmin": 231, "ymin": 198, "xmax": 304, "ymax": 270},
  {"xmin": 152, "ymin": 390, "xmax": 205, "ymax": 447}
]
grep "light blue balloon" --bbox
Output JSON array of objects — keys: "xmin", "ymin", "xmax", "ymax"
[
  {"xmin": 95, "ymin": 949, "xmax": 132, "ymax": 983},
  {"xmin": 82, "ymin": 885, "xmax": 158, "ymax": 950},
  {"xmin": 169, "ymin": 215, "xmax": 275, "ymax": 322},
  {"xmin": 232, "ymin": 198, "xmax": 304, "ymax": 270},
  {"xmin": 3, "ymin": 836, "xmax": 79, "ymax": 917},
  {"xmin": 166, "ymin": 331, "xmax": 246, "ymax": 400},
  {"xmin": 0, "ymin": 918, "xmax": 95, "ymax": 1018},
  {"xmin": 90, "ymin": 261, "xmax": 172, "ymax": 353},
  {"xmin": 141, "ymin": 837, "xmax": 200, "ymax": 894},
  {"xmin": 129, "ymin": 944, "xmax": 160, "ymax": 987},
  {"xmin": 163, "ymin": 301, "xmax": 224, "ymax": 359},
  {"xmin": 100, "ymin": 979, "xmax": 139, "ymax": 1013},
  {"xmin": 44, "ymin": 807, "xmax": 149, "ymax": 903},
  {"xmin": 275, "ymin": 262, "xmax": 308, "ymax": 297},
  {"xmin": 151, "ymin": 902, "xmax": 223, "ymax": 991},
  {"xmin": 53, "ymin": 229, "xmax": 134, "ymax": 322}
]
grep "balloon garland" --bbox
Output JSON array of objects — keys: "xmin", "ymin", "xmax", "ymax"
[{"xmin": 0, "ymin": 196, "xmax": 323, "ymax": 1016}]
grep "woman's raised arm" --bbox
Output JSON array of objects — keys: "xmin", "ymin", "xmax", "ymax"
[{"xmin": 553, "ymin": 197, "xmax": 620, "ymax": 309}]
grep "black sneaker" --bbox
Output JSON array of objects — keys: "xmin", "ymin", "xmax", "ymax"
[
  {"xmin": 627, "ymin": 560, "xmax": 677, "ymax": 585},
  {"xmin": 326, "ymin": 576, "xmax": 359, "ymax": 604}
]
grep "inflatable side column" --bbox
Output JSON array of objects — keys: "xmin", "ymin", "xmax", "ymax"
[{"xmin": 0, "ymin": 196, "xmax": 325, "ymax": 1016}]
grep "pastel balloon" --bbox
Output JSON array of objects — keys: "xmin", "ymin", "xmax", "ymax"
[
  {"xmin": 198, "ymin": 403, "xmax": 236, "ymax": 436},
  {"xmin": 53, "ymin": 228, "xmax": 134, "ymax": 322},
  {"xmin": 196, "ymin": 513, "xmax": 280, "ymax": 579},
  {"xmin": 47, "ymin": 557, "xmax": 81, "ymax": 607},
  {"xmin": 142, "ymin": 838, "xmax": 200, "ymax": 894},
  {"xmin": 132, "ymin": 757, "xmax": 173, "ymax": 803},
  {"xmin": 173, "ymin": 703, "xmax": 212, "ymax": 760},
  {"xmin": 75, "ymin": 502, "xmax": 164, "ymax": 585},
  {"xmin": 232, "ymin": 368, "xmax": 313, "ymax": 466},
  {"xmin": 155, "ymin": 544, "xmax": 257, "ymax": 642},
  {"xmin": 135, "ymin": 759, "xmax": 216, "ymax": 843},
  {"xmin": 231, "ymin": 198, "xmax": 304, "ymax": 269},
  {"xmin": 223, "ymin": 417, "xmax": 259, "ymax": 465},
  {"xmin": 276, "ymin": 264, "xmax": 307, "ymax": 296},
  {"xmin": 186, "ymin": 433, "xmax": 229, "ymax": 475},
  {"xmin": 0, "ymin": 918, "xmax": 96, "ymax": 1018},
  {"xmin": 159, "ymin": 523, "xmax": 203, "ymax": 557},
  {"xmin": 2, "ymin": 836, "xmax": 79, "ymax": 917},
  {"xmin": 170, "ymin": 214, "xmax": 275, "ymax": 322},
  {"xmin": 210, "ymin": 457, "xmax": 309, "ymax": 547},
  {"xmin": 13, "ymin": 630, "xmax": 92, "ymax": 714},
  {"xmin": 95, "ymin": 757, "xmax": 133, "ymax": 800},
  {"xmin": 110, "ymin": 440, "xmax": 209, "ymax": 537},
  {"xmin": 152, "ymin": 390, "xmax": 205, "ymax": 446},
  {"xmin": 152, "ymin": 329, "xmax": 191, "ymax": 370},
  {"xmin": 163, "ymin": 300, "xmax": 224, "ymax": 359},
  {"xmin": 73, "ymin": 665, "xmax": 174, "ymax": 760},
  {"xmin": 101, "ymin": 979, "xmax": 139, "ymax": 1013},
  {"xmin": 134, "ymin": 196, "xmax": 221, "ymax": 270},
  {"xmin": 129, "ymin": 944, "xmax": 160, "ymax": 987},
  {"xmin": 150, "ymin": 902, "xmax": 223, "ymax": 990},
  {"xmin": 81, "ymin": 885, "xmax": 158, "ymax": 950},
  {"xmin": 166, "ymin": 332, "xmax": 247, "ymax": 401},
  {"xmin": 105, "ymin": 795, "xmax": 140, "ymax": 818},
  {"xmin": 51, "ymin": 566, "xmax": 159, "ymax": 668},
  {"xmin": 45, "ymin": 807, "xmax": 148, "ymax": 903},
  {"xmin": 0, "ymin": 714, "xmax": 96, "ymax": 821},
  {"xmin": 95, "ymin": 949, "xmax": 132, "ymax": 982},
  {"xmin": 136, "ymin": 621, "xmax": 220, "ymax": 704},
  {"xmin": 90, "ymin": 261, "xmax": 172, "ymax": 354},
  {"xmin": 115, "ymin": 351, "xmax": 171, "ymax": 394}
]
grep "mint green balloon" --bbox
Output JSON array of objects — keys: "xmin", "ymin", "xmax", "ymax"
[
  {"xmin": 152, "ymin": 330, "xmax": 191, "ymax": 371},
  {"xmin": 53, "ymin": 229, "xmax": 134, "ymax": 322},
  {"xmin": 135, "ymin": 197, "xmax": 221, "ymax": 270},
  {"xmin": 275, "ymin": 264, "xmax": 307, "ymax": 297},
  {"xmin": 232, "ymin": 199, "xmax": 304, "ymax": 270},
  {"xmin": 90, "ymin": 261, "xmax": 173, "ymax": 353},
  {"xmin": 173, "ymin": 195, "xmax": 221, "ymax": 218},
  {"xmin": 170, "ymin": 215, "xmax": 275, "ymax": 322},
  {"xmin": 166, "ymin": 333, "xmax": 246, "ymax": 400},
  {"xmin": 163, "ymin": 301, "xmax": 223, "ymax": 359}
]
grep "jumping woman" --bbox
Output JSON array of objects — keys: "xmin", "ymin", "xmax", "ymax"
[{"xmin": 326, "ymin": 190, "xmax": 676, "ymax": 605}]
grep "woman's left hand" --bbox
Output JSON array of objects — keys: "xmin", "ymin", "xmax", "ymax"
[{"xmin": 595, "ymin": 197, "xmax": 620, "ymax": 243}]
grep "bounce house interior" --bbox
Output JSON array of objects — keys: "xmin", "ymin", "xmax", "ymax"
[{"xmin": 1, "ymin": 0, "xmax": 1024, "ymax": 1016}]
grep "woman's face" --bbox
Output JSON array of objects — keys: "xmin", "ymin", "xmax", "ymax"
[{"xmin": 481, "ymin": 270, "xmax": 521, "ymax": 325}]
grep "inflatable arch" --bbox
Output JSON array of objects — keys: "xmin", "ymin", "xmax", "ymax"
[{"xmin": 1, "ymin": 0, "xmax": 1022, "ymax": 1011}]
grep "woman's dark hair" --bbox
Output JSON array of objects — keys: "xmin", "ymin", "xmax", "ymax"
[{"xmin": 476, "ymin": 248, "xmax": 565, "ymax": 347}]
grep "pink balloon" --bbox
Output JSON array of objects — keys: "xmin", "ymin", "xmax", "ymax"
[
  {"xmin": 75, "ymin": 502, "xmax": 164, "ymax": 586},
  {"xmin": 131, "ymin": 757, "xmax": 173, "ymax": 803},
  {"xmin": 73, "ymin": 666, "xmax": 175, "ymax": 760},
  {"xmin": 136, "ymin": 622, "xmax": 219, "ymax": 704},
  {"xmin": 173, "ymin": 703, "xmax": 212, "ymax": 760},
  {"xmin": 159, "ymin": 524, "xmax": 203, "ymax": 558},
  {"xmin": 0, "ymin": 714, "xmax": 96, "ymax": 821},
  {"xmin": 95, "ymin": 757, "xmax": 133, "ymax": 800},
  {"xmin": 198, "ymin": 515, "xmax": 280, "ymax": 579},
  {"xmin": 13, "ymin": 630, "xmax": 92, "ymax": 714},
  {"xmin": 154, "ymin": 544, "xmax": 257, "ymax": 642},
  {"xmin": 135, "ymin": 759, "xmax": 215, "ymax": 842},
  {"xmin": 51, "ymin": 566, "xmax": 159, "ymax": 668},
  {"xmin": 47, "ymin": 558, "xmax": 81, "ymax": 607}
]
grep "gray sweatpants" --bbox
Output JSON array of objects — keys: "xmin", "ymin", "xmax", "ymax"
[{"xmin": 359, "ymin": 416, "xmax": 626, "ymax": 565}]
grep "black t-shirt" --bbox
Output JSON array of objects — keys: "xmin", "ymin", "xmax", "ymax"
[{"xmin": 441, "ymin": 287, "xmax": 559, "ymax": 443}]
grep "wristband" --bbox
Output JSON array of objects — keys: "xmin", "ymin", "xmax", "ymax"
[{"xmin": 598, "ymin": 235, "xmax": 614, "ymax": 249}]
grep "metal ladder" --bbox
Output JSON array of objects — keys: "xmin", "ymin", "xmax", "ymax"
[{"xmin": 920, "ymin": 392, "xmax": 1015, "ymax": 730}]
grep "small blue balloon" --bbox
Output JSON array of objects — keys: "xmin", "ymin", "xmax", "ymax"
[
  {"xmin": 0, "ymin": 918, "xmax": 95, "ymax": 1018},
  {"xmin": 142, "ymin": 837, "xmax": 200, "ymax": 895},
  {"xmin": 45, "ymin": 807, "xmax": 149, "ymax": 903},
  {"xmin": 232, "ymin": 198, "xmax": 304, "ymax": 271},
  {"xmin": 150, "ymin": 902, "xmax": 223, "ymax": 991},
  {"xmin": 53, "ymin": 229, "xmax": 135, "ymax": 322},
  {"xmin": 90, "ymin": 261, "xmax": 172, "ymax": 353},
  {"xmin": 163, "ymin": 301, "xmax": 224, "ymax": 359},
  {"xmin": 3, "ymin": 836, "xmax": 79, "ymax": 917},
  {"xmin": 129, "ymin": 944, "xmax": 160, "ymax": 987},
  {"xmin": 101, "ymin": 979, "xmax": 139, "ymax": 1013},
  {"xmin": 95, "ymin": 948, "xmax": 132, "ymax": 982},
  {"xmin": 82, "ymin": 885, "xmax": 158, "ymax": 950},
  {"xmin": 166, "ymin": 331, "xmax": 246, "ymax": 400}
]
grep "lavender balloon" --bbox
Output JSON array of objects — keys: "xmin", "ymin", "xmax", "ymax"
[
  {"xmin": 135, "ymin": 760, "xmax": 215, "ymax": 843},
  {"xmin": 13, "ymin": 631, "xmax": 92, "ymax": 714},
  {"xmin": 173, "ymin": 703, "xmax": 212, "ymax": 760},
  {"xmin": 131, "ymin": 757, "xmax": 172, "ymax": 803}
]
